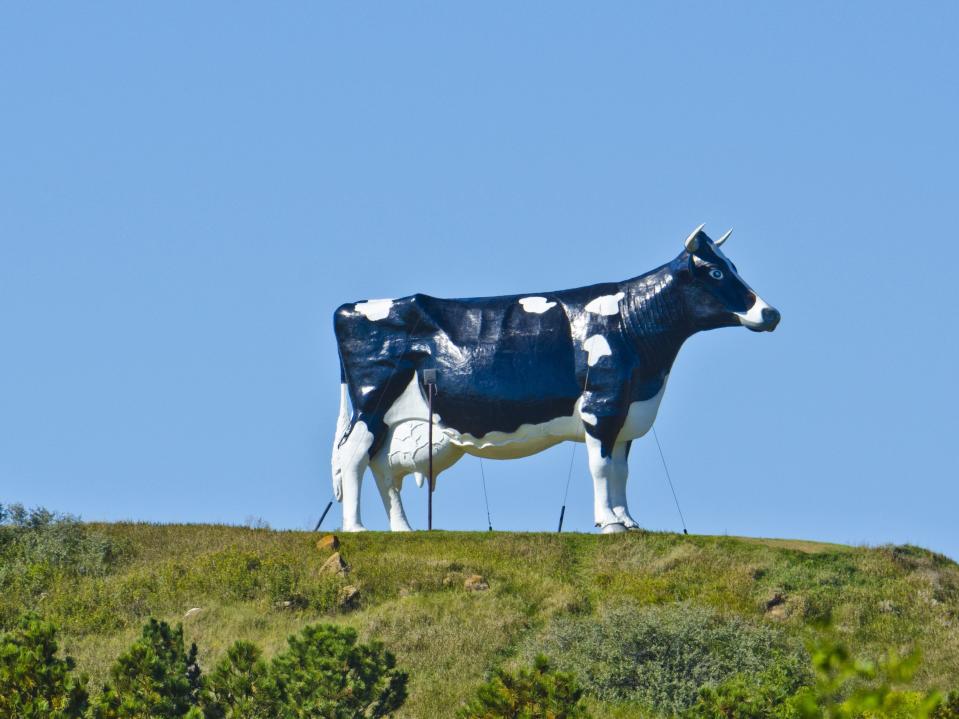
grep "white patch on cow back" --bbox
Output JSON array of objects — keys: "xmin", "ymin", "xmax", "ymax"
[
  {"xmin": 585, "ymin": 292, "xmax": 625, "ymax": 316},
  {"xmin": 583, "ymin": 334, "xmax": 612, "ymax": 366},
  {"xmin": 618, "ymin": 378, "xmax": 669, "ymax": 441},
  {"xmin": 519, "ymin": 296, "xmax": 557, "ymax": 314},
  {"xmin": 355, "ymin": 298, "xmax": 394, "ymax": 321}
]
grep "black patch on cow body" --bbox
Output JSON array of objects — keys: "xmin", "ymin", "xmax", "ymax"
[
  {"xmin": 335, "ymin": 292, "xmax": 584, "ymax": 447},
  {"xmin": 334, "ymin": 242, "xmax": 759, "ymax": 459},
  {"xmin": 413, "ymin": 294, "xmax": 581, "ymax": 437}
]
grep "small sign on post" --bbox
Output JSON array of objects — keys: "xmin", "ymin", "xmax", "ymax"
[{"xmin": 422, "ymin": 369, "xmax": 437, "ymax": 530}]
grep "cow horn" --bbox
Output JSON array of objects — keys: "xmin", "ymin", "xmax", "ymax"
[
  {"xmin": 684, "ymin": 223, "xmax": 705, "ymax": 252},
  {"xmin": 716, "ymin": 228, "xmax": 732, "ymax": 247}
]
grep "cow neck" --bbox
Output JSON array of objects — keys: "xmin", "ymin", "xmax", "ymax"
[{"xmin": 620, "ymin": 262, "xmax": 694, "ymax": 372}]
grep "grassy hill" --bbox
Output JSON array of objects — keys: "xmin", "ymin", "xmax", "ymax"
[{"xmin": 2, "ymin": 517, "xmax": 958, "ymax": 717}]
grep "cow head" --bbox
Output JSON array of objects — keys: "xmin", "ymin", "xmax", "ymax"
[{"xmin": 679, "ymin": 224, "xmax": 780, "ymax": 332}]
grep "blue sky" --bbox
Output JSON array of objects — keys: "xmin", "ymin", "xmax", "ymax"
[{"xmin": 2, "ymin": 3, "xmax": 957, "ymax": 558}]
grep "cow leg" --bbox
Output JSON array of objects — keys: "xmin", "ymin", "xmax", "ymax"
[
  {"xmin": 609, "ymin": 441, "xmax": 639, "ymax": 530},
  {"xmin": 333, "ymin": 420, "xmax": 375, "ymax": 532},
  {"xmin": 369, "ymin": 457, "xmax": 413, "ymax": 532},
  {"xmin": 585, "ymin": 434, "xmax": 627, "ymax": 533}
]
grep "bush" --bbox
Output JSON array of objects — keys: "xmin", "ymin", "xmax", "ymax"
[
  {"xmin": 0, "ymin": 503, "xmax": 130, "ymax": 625},
  {"xmin": 3, "ymin": 614, "xmax": 408, "ymax": 719},
  {"xmin": 0, "ymin": 503, "xmax": 128, "ymax": 578},
  {"xmin": 684, "ymin": 638, "xmax": 959, "ymax": 719},
  {"xmin": 531, "ymin": 601, "xmax": 810, "ymax": 714},
  {"xmin": 458, "ymin": 655, "xmax": 591, "ymax": 719},
  {"xmin": 92, "ymin": 619, "xmax": 201, "ymax": 719},
  {"xmin": 788, "ymin": 640, "xmax": 944, "ymax": 719},
  {"xmin": 200, "ymin": 641, "xmax": 273, "ymax": 719},
  {"xmin": 684, "ymin": 668, "xmax": 801, "ymax": 719},
  {"xmin": 267, "ymin": 624, "xmax": 408, "ymax": 718},
  {"xmin": 933, "ymin": 692, "xmax": 959, "ymax": 719},
  {"xmin": 0, "ymin": 613, "xmax": 89, "ymax": 719},
  {"xmin": 202, "ymin": 624, "xmax": 408, "ymax": 718}
]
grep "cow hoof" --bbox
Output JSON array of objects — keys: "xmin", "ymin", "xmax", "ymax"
[
  {"xmin": 342, "ymin": 524, "xmax": 368, "ymax": 533},
  {"xmin": 600, "ymin": 522, "xmax": 627, "ymax": 534},
  {"xmin": 391, "ymin": 524, "xmax": 413, "ymax": 532}
]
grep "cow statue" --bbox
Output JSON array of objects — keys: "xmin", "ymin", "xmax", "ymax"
[{"xmin": 331, "ymin": 225, "xmax": 780, "ymax": 533}]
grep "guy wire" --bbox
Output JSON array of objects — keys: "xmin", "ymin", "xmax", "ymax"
[{"xmin": 652, "ymin": 426, "xmax": 688, "ymax": 535}]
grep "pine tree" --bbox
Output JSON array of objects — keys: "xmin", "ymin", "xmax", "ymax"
[
  {"xmin": 458, "ymin": 655, "xmax": 591, "ymax": 719},
  {"xmin": 267, "ymin": 624, "xmax": 407, "ymax": 718},
  {"xmin": 933, "ymin": 692, "xmax": 959, "ymax": 719},
  {"xmin": 0, "ymin": 613, "xmax": 89, "ymax": 719},
  {"xmin": 200, "ymin": 641, "xmax": 274, "ymax": 719},
  {"xmin": 93, "ymin": 619, "xmax": 201, "ymax": 719}
]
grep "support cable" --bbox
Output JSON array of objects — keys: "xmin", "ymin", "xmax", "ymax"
[
  {"xmin": 558, "ymin": 365, "xmax": 590, "ymax": 532},
  {"xmin": 651, "ymin": 426, "xmax": 689, "ymax": 535},
  {"xmin": 478, "ymin": 458, "xmax": 493, "ymax": 531}
]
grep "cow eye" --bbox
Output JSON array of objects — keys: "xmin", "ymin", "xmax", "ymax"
[{"xmin": 709, "ymin": 269, "xmax": 724, "ymax": 280}]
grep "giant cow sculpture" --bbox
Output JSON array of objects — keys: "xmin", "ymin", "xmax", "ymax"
[{"xmin": 331, "ymin": 225, "xmax": 780, "ymax": 532}]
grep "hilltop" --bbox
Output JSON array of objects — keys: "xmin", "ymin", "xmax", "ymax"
[{"xmin": 2, "ymin": 519, "xmax": 957, "ymax": 717}]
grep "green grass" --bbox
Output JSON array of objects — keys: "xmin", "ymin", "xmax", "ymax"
[{"xmin": 3, "ymin": 522, "xmax": 958, "ymax": 718}]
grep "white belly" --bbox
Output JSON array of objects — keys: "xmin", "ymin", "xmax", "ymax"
[
  {"xmin": 377, "ymin": 376, "xmax": 592, "ymax": 464},
  {"xmin": 374, "ymin": 374, "xmax": 668, "ymax": 472},
  {"xmin": 617, "ymin": 381, "xmax": 668, "ymax": 442},
  {"xmin": 451, "ymin": 413, "xmax": 585, "ymax": 459}
]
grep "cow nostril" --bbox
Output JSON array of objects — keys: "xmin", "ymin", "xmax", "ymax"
[{"xmin": 761, "ymin": 307, "xmax": 781, "ymax": 327}]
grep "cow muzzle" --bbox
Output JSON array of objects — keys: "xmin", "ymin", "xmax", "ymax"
[{"xmin": 736, "ymin": 298, "xmax": 781, "ymax": 332}]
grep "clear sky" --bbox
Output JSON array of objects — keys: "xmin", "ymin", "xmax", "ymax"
[{"xmin": 2, "ymin": 3, "xmax": 957, "ymax": 558}]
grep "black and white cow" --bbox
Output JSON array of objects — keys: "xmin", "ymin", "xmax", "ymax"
[{"xmin": 331, "ymin": 225, "xmax": 780, "ymax": 532}]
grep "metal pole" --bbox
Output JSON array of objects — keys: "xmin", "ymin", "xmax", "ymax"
[
  {"xmin": 557, "ymin": 505, "xmax": 566, "ymax": 533},
  {"xmin": 427, "ymin": 381, "xmax": 434, "ymax": 530},
  {"xmin": 313, "ymin": 500, "xmax": 334, "ymax": 532}
]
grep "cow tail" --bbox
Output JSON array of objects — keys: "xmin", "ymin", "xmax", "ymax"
[{"xmin": 331, "ymin": 375, "xmax": 351, "ymax": 502}]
